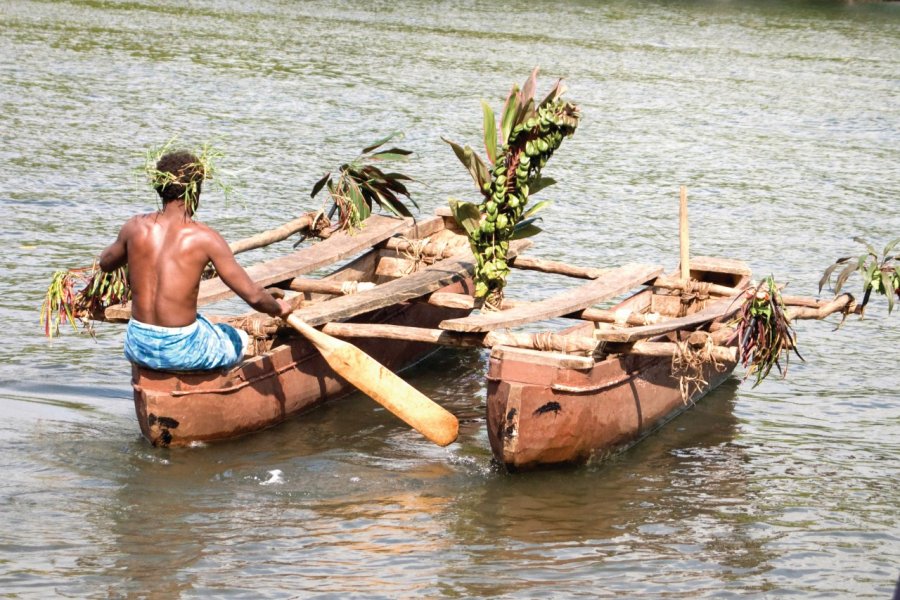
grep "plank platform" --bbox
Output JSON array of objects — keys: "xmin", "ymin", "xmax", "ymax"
[
  {"xmin": 294, "ymin": 240, "xmax": 532, "ymax": 327},
  {"xmin": 438, "ymin": 263, "xmax": 664, "ymax": 333},
  {"xmin": 105, "ymin": 214, "xmax": 411, "ymax": 322},
  {"xmin": 593, "ymin": 294, "xmax": 744, "ymax": 343}
]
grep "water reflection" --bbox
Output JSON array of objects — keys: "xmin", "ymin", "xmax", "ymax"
[{"xmin": 437, "ymin": 382, "xmax": 778, "ymax": 594}]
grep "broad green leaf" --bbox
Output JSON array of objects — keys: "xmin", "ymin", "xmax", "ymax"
[
  {"xmin": 370, "ymin": 150, "xmax": 413, "ymax": 161},
  {"xmin": 853, "ymin": 236, "xmax": 878, "ymax": 258},
  {"xmin": 367, "ymin": 185, "xmax": 412, "ymax": 217},
  {"xmin": 481, "ymin": 100, "xmax": 498, "ymax": 164},
  {"xmin": 523, "ymin": 200, "xmax": 552, "ymax": 218},
  {"xmin": 377, "ymin": 177, "xmax": 411, "ymax": 198},
  {"xmin": 818, "ymin": 257, "xmax": 850, "ymax": 292},
  {"xmin": 510, "ymin": 223, "xmax": 543, "ymax": 240},
  {"xmin": 347, "ymin": 180, "xmax": 370, "ymax": 221},
  {"xmin": 362, "ymin": 132, "xmax": 401, "ymax": 154},
  {"xmin": 881, "ymin": 269, "xmax": 894, "ymax": 313},
  {"xmin": 382, "ymin": 172, "xmax": 415, "ymax": 181},
  {"xmin": 500, "ymin": 84, "xmax": 520, "ymax": 144},
  {"xmin": 538, "ymin": 79, "xmax": 566, "ymax": 108},
  {"xmin": 442, "ymin": 137, "xmax": 478, "ymax": 184},
  {"xmin": 472, "ymin": 151, "xmax": 491, "ymax": 190},
  {"xmin": 449, "ymin": 199, "xmax": 482, "ymax": 237},
  {"xmin": 521, "ymin": 66, "xmax": 539, "ymax": 104},
  {"xmin": 882, "ymin": 236, "xmax": 900, "ymax": 258},
  {"xmin": 311, "ymin": 173, "xmax": 331, "ymax": 198},
  {"xmin": 514, "ymin": 98, "xmax": 535, "ymax": 132},
  {"xmin": 528, "ymin": 177, "xmax": 556, "ymax": 195},
  {"xmin": 834, "ymin": 261, "xmax": 858, "ymax": 294}
]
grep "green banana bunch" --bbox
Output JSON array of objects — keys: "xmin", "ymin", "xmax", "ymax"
[{"xmin": 445, "ymin": 68, "xmax": 580, "ymax": 308}]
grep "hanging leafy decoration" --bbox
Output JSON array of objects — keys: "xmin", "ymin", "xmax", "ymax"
[
  {"xmin": 443, "ymin": 68, "xmax": 580, "ymax": 309},
  {"xmin": 819, "ymin": 236, "xmax": 900, "ymax": 316},
  {"xmin": 732, "ymin": 276, "xmax": 803, "ymax": 387},
  {"xmin": 41, "ymin": 263, "xmax": 130, "ymax": 338},
  {"xmin": 310, "ymin": 133, "xmax": 419, "ymax": 231}
]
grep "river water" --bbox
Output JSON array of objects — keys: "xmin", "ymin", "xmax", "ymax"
[{"xmin": 2, "ymin": 0, "xmax": 899, "ymax": 597}]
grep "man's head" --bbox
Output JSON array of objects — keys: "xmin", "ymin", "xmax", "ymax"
[{"xmin": 155, "ymin": 151, "xmax": 204, "ymax": 206}]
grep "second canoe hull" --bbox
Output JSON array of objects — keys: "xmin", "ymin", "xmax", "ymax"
[{"xmin": 486, "ymin": 347, "xmax": 736, "ymax": 470}]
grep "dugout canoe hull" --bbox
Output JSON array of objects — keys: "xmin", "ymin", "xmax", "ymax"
[
  {"xmin": 132, "ymin": 283, "xmax": 471, "ymax": 447},
  {"xmin": 130, "ymin": 212, "xmax": 475, "ymax": 447},
  {"xmin": 486, "ymin": 257, "xmax": 751, "ymax": 471}
]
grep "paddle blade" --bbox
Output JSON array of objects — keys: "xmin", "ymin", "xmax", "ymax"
[{"xmin": 287, "ymin": 315, "xmax": 459, "ymax": 446}]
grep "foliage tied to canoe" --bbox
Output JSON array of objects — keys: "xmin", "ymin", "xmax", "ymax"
[
  {"xmin": 310, "ymin": 132, "xmax": 419, "ymax": 231},
  {"xmin": 41, "ymin": 264, "xmax": 130, "ymax": 338},
  {"xmin": 732, "ymin": 276, "xmax": 803, "ymax": 388},
  {"xmin": 819, "ymin": 236, "xmax": 900, "ymax": 316},
  {"xmin": 445, "ymin": 67, "xmax": 580, "ymax": 309}
]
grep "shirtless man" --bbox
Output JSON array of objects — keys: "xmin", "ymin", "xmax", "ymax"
[{"xmin": 99, "ymin": 150, "xmax": 292, "ymax": 371}]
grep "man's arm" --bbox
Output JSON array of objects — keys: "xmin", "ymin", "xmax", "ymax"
[
  {"xmin": 205, "ymin": 229, "xmax": 292, "ymax": 318},
  {"xmin": 99, "ymin": 223, "xmax": 128, "ymax": 272}
]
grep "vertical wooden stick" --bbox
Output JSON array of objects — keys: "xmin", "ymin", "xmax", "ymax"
[{"xmin": 679, "ymin": 185, "xmax": 690, "ymax": 281}]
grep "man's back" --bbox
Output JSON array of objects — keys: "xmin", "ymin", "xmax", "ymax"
[
  {"xmin": 123, "ymin": 208, "xmax": 214, "ymax": 327},
  {"xmin": 101, "ymin": 198, "xmax": 289, "ymax": 329}
]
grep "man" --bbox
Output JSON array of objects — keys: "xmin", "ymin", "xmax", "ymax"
[{"xmin": 99, "ymin": 150, "xmax": 292, "ymax": 371}]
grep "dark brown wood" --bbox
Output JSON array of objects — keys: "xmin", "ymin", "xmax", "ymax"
[{"xmin": 439, "ymin": 263, "xmax": 664, "ymax": 333}]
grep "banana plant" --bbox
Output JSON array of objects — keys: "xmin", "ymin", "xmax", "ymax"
[
  {"xmin": 444, "ymin": 68, "xmax": 580, "ymax": 308},
  {"xmin": 819, "ymin": 236, "xmax": 900, "ymax": 315},
  {"xmin": 311, "ymin": 133, "xmax": 418, "ymax": 231}
]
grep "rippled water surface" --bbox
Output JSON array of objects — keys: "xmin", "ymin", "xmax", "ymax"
[{"xmin": 2, "ymin": 0, "xmax": 899, "ymax": 597}]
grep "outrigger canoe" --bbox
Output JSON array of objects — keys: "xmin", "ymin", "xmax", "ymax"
[
  {"xmin": 465, "ymin": 256, "xmax": 752, "ymax": 470},
  {"xmin": 110, "ymin": 212, "xmax": 484, "ymax": 447}
]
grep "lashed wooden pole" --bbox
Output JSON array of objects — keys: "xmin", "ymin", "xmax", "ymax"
[
  {"xmin": 228, "ymin": 213, "xmax": 316, "ymax": 255},
  {"xmin": 680, "ymin": 186, "xmax": 690, "ymax": 281}
]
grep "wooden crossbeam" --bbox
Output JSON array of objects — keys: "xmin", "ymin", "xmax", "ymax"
[{"xmin": 438, "ymin": 263, "xmax": 664, "ymax": 333}]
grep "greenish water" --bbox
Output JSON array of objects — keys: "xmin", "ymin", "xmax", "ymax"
[{"xmin": 1, "ymin": 0, "xmax": 899, "ymax": 597}]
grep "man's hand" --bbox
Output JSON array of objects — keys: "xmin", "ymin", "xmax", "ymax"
[{"xmin": 274, "ymin": 298, "xmax": 293, "ymax": 319}]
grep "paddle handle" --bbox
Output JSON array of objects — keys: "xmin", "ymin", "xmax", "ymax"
[{"xmin": 287, "ymin": 315, "xmax": 459, "ymax": 446}]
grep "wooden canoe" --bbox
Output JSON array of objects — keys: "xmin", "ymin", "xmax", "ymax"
[
  {"xmin": 131, "ymin": 212, "xmax": 480, "ymax": 447},
  {"xmin": 485, "ymin": 256, "xmax": 752, "ymax": 471}
]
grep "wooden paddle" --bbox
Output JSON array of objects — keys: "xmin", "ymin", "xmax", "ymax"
[{"xmin": 285, "ymin": 314, "xmax": 459, "ymax": 447}]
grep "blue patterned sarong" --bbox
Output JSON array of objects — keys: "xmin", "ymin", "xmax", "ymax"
[{"xmin": 124, "ymin": 314, "xmax": 248, "ymax": 371}]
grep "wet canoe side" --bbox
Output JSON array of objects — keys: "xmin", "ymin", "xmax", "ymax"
[
  {"xmin": 486, "ymin": 344, "xmax": 737, "ymax": 470},
  {"xmin": 133, "ymin": 278, "xmax": 473, "ymax": 447},
  {"xmin": 485, "ymin": 257, "xmax": 751, "ymax": 470}
]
